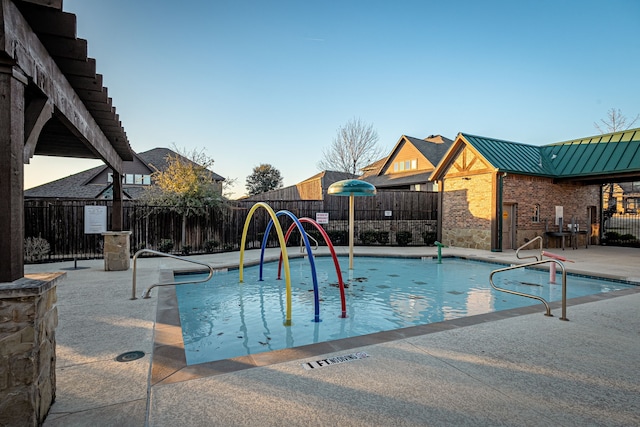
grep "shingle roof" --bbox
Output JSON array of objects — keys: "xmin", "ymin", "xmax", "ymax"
[
  {"xmin": 359, "ymin": 134, "xmax": 453, "ymax": 188},
  {"xmin": 360, "ymin": 157, "xmax": 388, "ymax": 178},
  {"xmin": 405, "ymin": 135, "xmax": 454, "ymax": 166},
  {"xmin": 363, "ymin": 171, "xmax": 433, "ymax": 188},
  {"xmin": 317, "ymin": 170, "xmax": 359, "ymax": 186},
  {"xmin": 24, "ymin": 147, "xmax": 225, "ymax": 199},
  {"xmin": 24, "ymin": 165, "xmax": 108, "ymax": 198},
  {"xmin": 138, "ymin": 148, "xmax": 226, "ymax": 181}
]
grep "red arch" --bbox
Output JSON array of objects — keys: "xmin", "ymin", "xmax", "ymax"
[{"xmin": 278, "ymin": 218, "xmax": 347, "ymax": 318}]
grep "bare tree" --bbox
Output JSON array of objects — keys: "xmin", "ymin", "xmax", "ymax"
[
  {"xmin": 317, "ymin": 118, "xmax": 384, "ymax": 175},
  {"xmin": 594, "ymin": 109, "xmax": 639, "ymax": 227},
  {"xmin": 594, "ymin": 108, "xmax": 639, "ymax": 134}
]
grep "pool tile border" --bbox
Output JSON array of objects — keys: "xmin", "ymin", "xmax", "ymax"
[{"xmin": 150, "ymin": 267, "xmax": 640, "ymax": 386}]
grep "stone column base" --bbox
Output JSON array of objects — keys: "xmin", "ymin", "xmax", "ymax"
[
  {"xmin": 0, "ymin": 272, "xmax": 65, "ymax": 426},
  {"xmin": 102, "ymin": 231, "xmax": 132, "ymax": 271}
]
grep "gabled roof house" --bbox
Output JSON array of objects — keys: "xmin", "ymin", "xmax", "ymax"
[
  {"xmin": 362, "ymin": 135, "xmax": 453, "ymax": 191},
  {"xmin": 430, "ymin": 128, "xmax": 640, "ymax": 251},
  {"xmin": 24, "ymin": 147, "xmax": 225, "ymax": 200}
]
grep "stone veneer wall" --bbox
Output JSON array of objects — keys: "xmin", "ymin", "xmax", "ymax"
[
  {"xmin": 102, "ymin": 231, "xmax": 131, "ymax": 271},
  {"xmin": 442, "ymin": 173, "xmax": 494, "ymax": 250},
  {"xmin": 0, "ymin": 272, "xmax": 64, "ymax": 426}
]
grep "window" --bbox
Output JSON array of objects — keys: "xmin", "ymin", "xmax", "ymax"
[
  {"xmin": 392, "ymin": 159, "xmax": 418, "ymax": 173},
  {"xmin": 532, "ymin": 204, "xmax": 540, "ymax": 223},
  {"xmin": 108, "ymin": 173, "xmax": 150, "ymax": 185}
]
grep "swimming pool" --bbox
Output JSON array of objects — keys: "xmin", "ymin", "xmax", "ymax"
[{"xmin": 175, "ymin": 256, "xmax": 635, "ymax": 365}]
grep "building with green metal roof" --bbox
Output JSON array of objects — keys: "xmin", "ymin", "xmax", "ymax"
[{"xmin": 430, "ymin": 128, "xmax": 640, "ymax": 251}]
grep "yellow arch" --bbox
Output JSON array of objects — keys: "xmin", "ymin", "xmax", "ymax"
[{"xmin": 239, "ymin": 202, "xmax": 293, "ymax": 325}]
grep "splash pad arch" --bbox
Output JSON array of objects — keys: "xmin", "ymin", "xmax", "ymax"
[
  {"xmin": 275, "ymin": 217, "xmax": 347, "ymax": 319},
  {"xmin": 240, "ymin": 203, "xmax": 348, "ymax": 326},
  {"xmin": 239, "ymin": 202, "xmax": 293, "ymax": 325},
  {"xmin": 259, "ymin": 210, "xmax": 321, "ymax": 322}
]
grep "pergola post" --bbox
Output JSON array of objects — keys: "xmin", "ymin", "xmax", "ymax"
[
  {"xmin": 0, "ymin": 63, "xmax": 27, "ymax": 283},
  {"xmin": 112, "ymin": 171, "xmax": 123, "ymax": 231}
]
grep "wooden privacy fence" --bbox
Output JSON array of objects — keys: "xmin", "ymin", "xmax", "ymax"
[{"xmin": 23, "ymin": 191, "xmax": 439, "ymax": 261}]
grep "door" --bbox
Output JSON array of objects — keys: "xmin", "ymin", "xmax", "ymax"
[{"xmin": 502, "ymin": 203, "xmax": 516, "ymax": 249}]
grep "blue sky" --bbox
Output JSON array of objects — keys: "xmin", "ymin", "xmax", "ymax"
[{"xmin": 24, "ymin": 0, "xmax": 640, "ymax": 198}]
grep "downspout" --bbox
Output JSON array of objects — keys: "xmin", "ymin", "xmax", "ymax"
[
  {"xmin": 436, "ymin": 179, "xmax": 443, "ymax": 243},
  {"xmin": 599, "ymin": 183, "xmax": 605, "ymax": 242},
  {"xmin": 492, "ymin": 172, "xmax": 504, "ymax": 252}
]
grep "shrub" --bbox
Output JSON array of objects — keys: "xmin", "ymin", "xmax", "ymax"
[
  {"xmin": 396, "ymin": 231, "xmax": 412, "ymax": 246},
  {"xmin": 157, "ymin": 239, "xmax": 174, "ymax": 253},
  {"xmin": 359, "ymin": 230, "xmax": 378, "ymax": 245},
  {"xmin": 181, "ymin": 245, "xmax": 192, "ymax": 256},
  {"xmin": 300, "ymin": 230, "xmax": 320, "ymax": 246},
  {"xmin": 24, "ymin": 236, "xmax": 50, "ymax": 263},
  {"xmin": 376, "ymin": 231, "xmax": 389, "ymax": 245},
  {"xmin": 422, "ymin": 231, "xmax": 437, "ymax": 246},
  {"xmin": 132, "ymin": 241, "xmax": 147, "ymax": 254},
  {"xmin": 603, "ymin": 231, "xmax": 620, "ymax": 241},
  {"xmin": 204, "ymin": 240, "xmax": 219, "ymax": 253},
  {"xmin": 326, "ymin": 230, "xmax": 348, "ymax": 245}
]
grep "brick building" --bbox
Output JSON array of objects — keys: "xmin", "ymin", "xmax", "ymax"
[{"xmin": 430, "ymin": 129, "xmax": 640, "ymax": 251}]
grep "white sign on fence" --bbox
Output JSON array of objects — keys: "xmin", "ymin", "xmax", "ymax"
[
  {"xmin": 84, "ymin": 205, "xmax": 107, "ymax": 234},
  {"xmin": 316, "ymin": 212, "xmax": 329, "ymax": 224}
]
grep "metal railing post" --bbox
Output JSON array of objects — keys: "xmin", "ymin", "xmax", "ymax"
[
  {"xmin": 131, "ymin": 249, "xmax": 214, "ymax": 300},
  {"xmin": 489, "ymin": 258, "xmax": 568, "ymax": 320}
]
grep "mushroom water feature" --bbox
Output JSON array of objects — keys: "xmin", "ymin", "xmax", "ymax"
[{"xmin": 327, "ymin": 179, "xmax": 377, "ymax": 269}]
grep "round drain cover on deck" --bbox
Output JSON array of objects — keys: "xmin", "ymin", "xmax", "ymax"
[{"xmin": 115, "ymin": 351, "xmax": 145, "ymax": 362}]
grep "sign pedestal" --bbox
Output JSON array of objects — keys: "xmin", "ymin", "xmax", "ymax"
[{"xmin": 102, "ymin": 231, "xmax": 131, "ymax": 271}]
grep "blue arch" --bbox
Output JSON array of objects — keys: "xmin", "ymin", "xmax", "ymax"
[{"xmin": 259, "ymin": 210, "xmax": 321, "ymax": 322}]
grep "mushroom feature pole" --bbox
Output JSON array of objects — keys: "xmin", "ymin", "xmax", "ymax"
[{"xmin": 327, "ymin": 179, "xmax": 377, "ymax": 269}]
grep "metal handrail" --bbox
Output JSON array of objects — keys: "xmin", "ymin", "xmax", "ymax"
[
  {"xmin": 131, "ymin": 249, "xmax": 214, "ymax": 300},
  {"xmin": 489, "ymin": 258, "xmax": 568, "ymax": 320},
  {"xmin": 300, "ymin": 231, "xmax": 319, "ymax": 253},
  {"xmin": 515, "ymin": 235, "xmax": 543, "ymax": 261}
]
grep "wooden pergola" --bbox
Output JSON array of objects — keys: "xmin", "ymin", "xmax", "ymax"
[{"xmin": 0, "ymin": 0, "xmax": 133, "ymax": 282}]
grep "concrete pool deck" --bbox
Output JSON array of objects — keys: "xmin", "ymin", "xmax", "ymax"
[{"xmin": 27, "ymin": 245, "xmax": 640, "ymax": 426}]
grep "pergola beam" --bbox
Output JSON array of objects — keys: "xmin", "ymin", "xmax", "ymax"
[
  {"xmin": 18, "ymin": 0, "xmax": 61, "ymax": 8},
  {"xmin": 1, "ymin": 0, "xmax": 123, "ymax": 171},
  {"xmin": 23, "ymin": 95, "xmax": 53, "ymax": 162}
]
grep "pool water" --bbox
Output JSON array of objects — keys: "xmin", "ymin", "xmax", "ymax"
[{"xmin": 175, "ymin": 256, "xmax": 634, "ymax": 365}]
